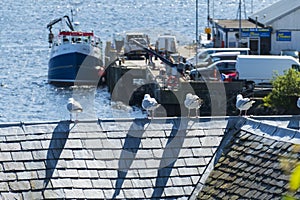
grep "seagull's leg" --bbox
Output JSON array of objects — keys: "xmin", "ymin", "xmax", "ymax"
[
  {"xmin": 70, "ymin": 113, "xmax": 72, "ymax": 121},
  {"xmin": 245, "ymin": 110, "xmax": 247, "ymax": 116},
  {"xmin": 196, "ymin": 109, "xmax": 199, "ymax": 118},
  {"xmin": 188, "ymin": 109, "xmax": 190, "ymax": 118}
]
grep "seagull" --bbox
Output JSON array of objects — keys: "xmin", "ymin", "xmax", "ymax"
[
  {"xmin": 142, "ymin": 94, "xmax": 160, "ymax": 119},
  {"xmin": 184, "ymin": 93, "xmax": 203, "ymax": 117},
  {"xmin": 297, "ymin": 97, "xmax": 300, "ymax": 109},
  {"xmin": 67, "ymin": 98, "xmax": 83, "ymax": 121},
  {"xmin": 236, "ymin": 94, "xmax": 255, "ymax": 116}
]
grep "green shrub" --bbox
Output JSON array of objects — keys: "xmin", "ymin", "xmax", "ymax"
[{"xmin": 263, "ymin": 69, "xmax": 300, "ymax": 110}]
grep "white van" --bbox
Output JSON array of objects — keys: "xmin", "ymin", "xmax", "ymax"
[
  {"xmin": 187, "ymin": 47, "xmax": 249, "ymax": 67},
  {"xmin": 155, "ymin": 34, "xmax": 177, "ymax": 54},
  {"xmin": 236, "ymin": 55, "xmax": 300, "ymax": 90}
]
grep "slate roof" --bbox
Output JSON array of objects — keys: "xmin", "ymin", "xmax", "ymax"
[
  {"xmin": 0, "ymin": 117, "xmax": 228, "ymax": 199},
  {"xmin": 197, "ymin": 117, "xmax": 300, "ymax": 199},
  {"xmin": 248, "ymin": 0, "xmax": 300, "ymax": 27},
  {"xmin": 0, "ymin": 117, "xmax": 299, "ymax": 199}
]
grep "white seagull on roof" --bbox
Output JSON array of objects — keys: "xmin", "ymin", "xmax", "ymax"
[
  {"xmin": 142, "ymin": 94, "xmax": 160, "ymax": 119},
  {"xmin": 184, "ymin": 93, "xmax": 203, "ymax": 117},
  {"xmin": 67, "ymin": 98, "xmax": 83, "ymax": 121},
  {"xmin": 236, "ymin": 94, "xmax": 255, "ymax": 116},
  {"xmin": 297, "ymin": 97, "xmax": 300, "ymax": 109}
]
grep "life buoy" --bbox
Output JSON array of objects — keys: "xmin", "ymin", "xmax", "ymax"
[
  {"xmin": 97, "ymin": 66, "xmax": 106, "ymax": 77},
  {"xmin": 166, "ymin": 75, "xmax": 178, "ymax": 89},
  {"xmin": 214, "ymin": 68, "xmax": 217, "ymax": 79}
]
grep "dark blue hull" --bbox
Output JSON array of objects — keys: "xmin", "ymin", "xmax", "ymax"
[{"xmin": 48, "ymin": 52, "xmax": 103, "ymax": 85}]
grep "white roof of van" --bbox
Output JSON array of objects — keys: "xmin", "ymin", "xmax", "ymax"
[
  {"xmin": 238, "ymin": 55, "xmax": 295, "ymax": 59},
  {"xmin": 211, "ymin": 52, "xmax": 241, "ymax": 57},
  {"xmin": 200, "ymin": 47, "xmax": 250, "ymax": 51},
  {"xmin": 237, "ymin": 55, "xmax": 299, "ymax": 63}
]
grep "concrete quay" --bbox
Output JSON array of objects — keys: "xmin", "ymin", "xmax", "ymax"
[{"xmin": 105, "ymin": 43, "xmax": 246, "ymax": 117}]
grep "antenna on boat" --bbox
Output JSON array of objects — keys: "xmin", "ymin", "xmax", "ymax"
[{"xmin": 71, "ymin": 9, "xmax": 74, "ymax": 22}]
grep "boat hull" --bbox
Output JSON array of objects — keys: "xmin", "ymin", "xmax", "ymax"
[
  {"xmin": 48, "ymin": 51, "xmax": 103, "ymax": 85},
  {"xmin": 48, "ymin": 38, "xmax": 103, "ymax": 85}
]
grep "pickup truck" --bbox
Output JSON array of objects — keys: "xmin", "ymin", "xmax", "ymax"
[{"xmin": 124, "ymin": 32, "xmax": 150, "ymax": 58}]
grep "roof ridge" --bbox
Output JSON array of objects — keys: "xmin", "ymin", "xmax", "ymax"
[{"xmin": 241, "ymin": 117, "xmax": 300, "ymax": 144}]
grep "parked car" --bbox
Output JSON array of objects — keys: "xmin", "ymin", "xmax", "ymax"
[
  {"xmin": 187, "ymin": 47, "xmax": 249, "ymax": 67},
  {"xmin": 210, "ymin": 51, "xmax": 240, "ymax": 62},
  {"xmin": 280, "ymin": 49, "xmax": 299, "ymax": 61},
  {"xmin": 189, "ymin": 60, "xmax": 238, "ymax": 81}
]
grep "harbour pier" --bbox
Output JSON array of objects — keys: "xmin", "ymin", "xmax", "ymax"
[{"xmin": 105, "ymin": 43, "xmax": 246, "ymax": 117}]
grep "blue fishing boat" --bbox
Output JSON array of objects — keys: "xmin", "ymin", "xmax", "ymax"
[{"xmin": 47, "ymin": 14, "xmax": 105, "ymax": 85}]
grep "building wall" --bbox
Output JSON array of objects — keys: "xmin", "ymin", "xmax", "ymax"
[
  {"xmin": 270, "ymin": 9, "xmax": 300, "ymax": 54},
  {"xmin": 228, "ymin": 32, "xmax": 238, "ymax": 48}
]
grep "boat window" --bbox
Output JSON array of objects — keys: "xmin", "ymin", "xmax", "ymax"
[
  {"xmin": 95, "ymin": 38, "xmax": 102, "ymax": 47},
  {"xmin": 63, "ymin": 36, "xmax": 69, "ymax": 43},
  {"xmin": 76, "ymin": 37, "xmax": 82, "ymax": 43}
]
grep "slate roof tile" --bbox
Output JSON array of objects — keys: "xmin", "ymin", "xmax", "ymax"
[
  {"xmin": 3, "ymin": 161, "xmax": 25, "ymax": 172},
  {"xmin": 83, "ymin": 189, "xmax": 105, "ymax": 199},
  {"xmin": 64, "ymin": 188, "xmax": 85, "ymax": 198},
  {"xmin": 0, "ymin": 152, "xmax": 12, "ymax": 162},
  {"xmin": 102, "ymin": 189, "xmax": 117, "ymax": 199},
  {"xmin": 16, "ymin": 171, "xmax": 38, "ymax": 181},
  {"xmin": 0, "ymin": 142, "xmax": 21, "ymax": 151},
  {"xmin": 1, "ymin": 193, "xmax": 23, "ymax": 200},
  {"xmin": 22, "ymin": 191, "xmax": 43, "ymax": 200},
  {"xmin": 123, "ymin": 188, "xmax": 146, "ymax": 198},
  {"xmin": 90, "ymin": 178, "xmax": 112, "ymax": 189},
  {"xmin": 0, "ymin": 182, "xmax": 9, "ymax": 192}
]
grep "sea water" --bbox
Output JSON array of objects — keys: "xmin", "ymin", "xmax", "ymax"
[{"xmin": 0, "ymin": 0, "xmax": 278, "ymax": 122}]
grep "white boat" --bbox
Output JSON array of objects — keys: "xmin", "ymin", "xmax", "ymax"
[{"xmin": 47, "ymin": 14, "xmax": 105, "ymax": 85}]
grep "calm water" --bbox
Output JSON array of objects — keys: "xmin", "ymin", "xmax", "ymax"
[{"xmin": 0, "ymin": 0, "xmax": 278, "ymax": 122}]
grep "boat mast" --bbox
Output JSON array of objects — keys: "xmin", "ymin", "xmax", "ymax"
[
  {"xmin": 196, "ymin": 0, "xmax": 198, "ymax": 45},
  {"xmin": 195, "ymin": 0, "xmax": 198, "ymax": 67},
  {"xmin": 207, "ymin": 0, "xmax": 210, "ymax": 27},
  {"xmin": 238, "ymin": 0, "xmax": 242, "ymax": 47}
]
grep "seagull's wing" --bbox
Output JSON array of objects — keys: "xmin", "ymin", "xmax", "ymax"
[
  {"xmin": 236, "ymin": 97, "xmax": 255, "ymax": 110},
  {"xmin": 236, "ymin": 98, "xmax": 249, "ymax": 108},
  {"xmin": 142, "ymin": 97, "xmax": 158, "ymax": 110},
  {"xmin": 67, "ymin": 100, "xmax": 83, "ymax": 112},
  {"xmin": 297, "ymin": 98, "xmax": 300, "ymax": 109},
  {"xmin": 185, "ymin": 95, "xmax": 202, "ymax": 109},
  {"xmin": 184, "ymin": 98, "xmax": 193, "ymax": 108}
]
